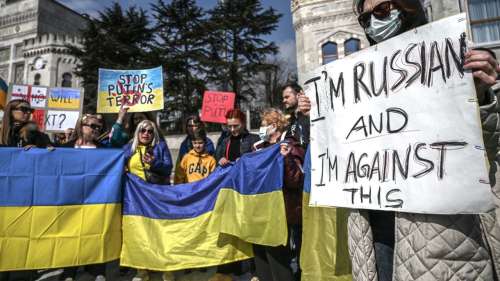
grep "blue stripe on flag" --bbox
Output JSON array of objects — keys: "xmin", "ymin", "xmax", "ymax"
[
  {"xmin": 123, "ymin": 144, "xmax": 284, "ymax": 220},
  {"xmin": 0, "ymin": 148, "xmax": 124, "ymax": 206}
]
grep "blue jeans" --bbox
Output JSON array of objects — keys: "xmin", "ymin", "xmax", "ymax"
[{"xmin": 374, "ymin": 242, "xmax": 393, "ymax": 281}]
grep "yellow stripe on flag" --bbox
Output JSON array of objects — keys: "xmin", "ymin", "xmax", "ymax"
[
  {"xmin": 121, "ymin": 211, "xmax": 253, "ymax": 272},
  {"xmin": 209, "ymin": 188, "xmax": 288, "ymax": 247},
  {"xmin": 300, "ymin": 192, "xmax": 352, "ymax": 281},
  {"xmin": 0, "ymin": 204, "xmax": 122, "ymax": 271}
]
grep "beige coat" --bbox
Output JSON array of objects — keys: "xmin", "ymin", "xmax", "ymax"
[{"xmin": 348, "ymin": 89, "xmax": 500, "ymax": 281}]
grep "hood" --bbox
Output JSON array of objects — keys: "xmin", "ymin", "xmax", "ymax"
[
  {"xmin": 356, "ymin": 0, "xmax": 429, "ymax": 45},
  {"xmin": 187, "ymin": 149, "xmax": 210, "ymax": 158}
]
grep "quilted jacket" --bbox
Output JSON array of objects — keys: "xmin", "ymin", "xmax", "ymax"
[{"xmin": 348, "ymin": 89, "xmax": 500, "ymax": 281}]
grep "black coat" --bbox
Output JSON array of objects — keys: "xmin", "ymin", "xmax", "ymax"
[{"xmin": 215, "ymin": 129, "xmax": 260, "ymax": 162}]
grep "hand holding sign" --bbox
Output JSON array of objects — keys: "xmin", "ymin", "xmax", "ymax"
[{"xmin": 200, "ymin": 91, "xmax": 236, "ymax": 124}]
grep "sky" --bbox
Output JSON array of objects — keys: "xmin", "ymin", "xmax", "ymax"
[{"xmin": 58, "ymin": 0, "xmax": 297, "ymax": 67}]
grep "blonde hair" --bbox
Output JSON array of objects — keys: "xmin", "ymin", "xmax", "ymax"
[
  {"xmin": 260, "ymin": 108, "xmax": 289, "ymax": 133},
  {"xmin": 131, "ymin": 120, "xmax": 161, "ymax": 153}
]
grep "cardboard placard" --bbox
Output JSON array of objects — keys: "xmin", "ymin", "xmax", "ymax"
[
  {"xmin": 44, "ymin": 110, "xmax": 80, "ymax": 131},
  {"xmin": 48, "ymin": 88, "xmax": 81, "ymax": 109},
  {"xmin": 200, "ymin": 91, "xmax": 236, "ymax": 124},
  {"xmin": 306, "ymin": 14, "xmax": 494, "ymax": 214},
  {"xmin": 97, "ymin": 66, "xmax": 164, "ymax": 113}
]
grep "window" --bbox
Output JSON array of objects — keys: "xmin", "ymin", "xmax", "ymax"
[
  {"xmin": 34, "ymin": 73, "xmax": 41, "ymax": 86},
  {"xmin": 0, "ymin": 48, "xmax": 10, "ymax": 63},
  {"xmin": 322, "ymin": 42, "xmax": 338, "ymax": 65},
  {"xmin": 14, "ymin": 43, "xmax": 23, "ymax": 59},
  {"xmin": 14, "ymin": 63, "xmax": 24, "ymax": 84},
  {"xmin": 61, "ymin": 73, "xmax": 72, "ymax": 87},
  {"xmin": 469, "ymin": 0, "xmax": 500, "ymax": 43},
  {"xmin": 344, "ymin": 38, "xmax": 361, "ymax": 56}
]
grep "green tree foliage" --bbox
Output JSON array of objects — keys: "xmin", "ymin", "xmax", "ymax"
[
  {"xmin": 151, "ymin": 0, "xmax": 209, "ymax": 129},
  {"xmin": 68, "ymin": 2, "xmax": 154, "ymax": 112},
  {"xmin": 206, "ymin": 0, "xmax": 282, "ymax": 104}
]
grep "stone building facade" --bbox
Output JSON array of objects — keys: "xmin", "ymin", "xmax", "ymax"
[
  {"xmin": 0, "ymin": 0, "xmax": 87, "ymax": 88},
  {"xmin": 292, "ymin": 0, "xmax": 500, "ymax": 82}
]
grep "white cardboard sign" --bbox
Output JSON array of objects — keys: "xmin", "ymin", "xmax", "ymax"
[
  {"xmin": 44, "ymin": 110, "xmax": 79, "ymax": 131},
  {"xmin": 306, "ymin": 14, "xmax": 494, "ymax": 214}
]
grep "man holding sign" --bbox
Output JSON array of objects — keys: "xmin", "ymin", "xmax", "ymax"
[{"xmin": 302, "ymin": 0, "xmax": 500, "ymax": 280}]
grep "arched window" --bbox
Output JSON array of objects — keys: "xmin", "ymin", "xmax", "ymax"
[
  {"xmin": 344, "ymin": 38, "xmax": 361, "ymax": 56},
  {"xmin": 61, "ymin": 72, "xmax": 72, "ymax": 87},
  {"xmin": 322, "ymin": 42, "xmax": 338, "ymax": 65},
  {"xmin": 34, "ymin": 73, "xmax": 41, "ymax": 85}
]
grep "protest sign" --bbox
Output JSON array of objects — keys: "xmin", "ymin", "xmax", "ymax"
[
  {"xmin": 200, "ymin": 91, "xmax": 235, "ymax": 123},
  {"xmin": 10, "ymin": 84, "xmax": 29, "ymax": 101},
  {"xmin": 0, "ymin": 78, "xmax": 7, "ymax": 109},
  {"xmin": 48, "ymin": 88, "xmax": 81, "ymax": 109},
  {"xmin": 45, "ymin": 110, "xmax": 79, "ymax": 131},
  {"xmin": 32, "ymin": 109, "xmax": 46, "ymax": 131},
  {"xmin": 97, "ymin": 66, "xmax": 164, "ymax": 113},
  {"xmin": 8, "ymin": 84, "xmax": 83, "ymax": 132},
  {"xmin": 306, "ymin": 14, "xmax": 494, "ymax": 214}
]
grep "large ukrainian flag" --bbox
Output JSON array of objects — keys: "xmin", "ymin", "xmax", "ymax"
[
  {"xmin": 300, "ymin": 147, "xmax": 352, "ymax": 281},
  {"xmin": 0, "ymin": 148, "xmax": 123, "ymax": 271},
  {"xmin": 121, "ymin": 144, "xmax": 287, "ymax": 271}
]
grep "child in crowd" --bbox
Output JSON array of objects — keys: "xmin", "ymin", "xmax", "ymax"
[{"xmin": 174, "ymin": 128, "xmax": 216, "ymax": 184}]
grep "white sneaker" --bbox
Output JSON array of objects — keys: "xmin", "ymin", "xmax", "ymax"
[{"xmin": 95, "ymin": 275, "xmax": 106, "ymax": 281}]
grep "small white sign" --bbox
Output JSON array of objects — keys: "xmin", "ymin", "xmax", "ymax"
[
  {"xmin": 30, "ymin": 86, "xmax": 47, "ymax": 108},
  {"xmin": 45, "ymin": 110, "xmax": 79, "ymax": 132}
]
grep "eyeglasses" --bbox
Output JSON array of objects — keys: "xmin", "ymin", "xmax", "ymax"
[
  {"xmin": 140, "ymin": 128, "xmax": 154, "ymax": 135},
  {"xmin": 14, "ymin": 106, "xmax": 34, "ymax": 114},
  {"xmin": 83, "ymin": 123, "xmax": 102, "ymax": 131},
  {"xmin": 358, "ymin": 1, "xmax": 398, "ymax": 28}
]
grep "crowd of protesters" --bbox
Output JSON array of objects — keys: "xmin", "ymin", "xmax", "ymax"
[
  {"xmin": 1, "ymin": 0, "xmax": 500, "ymax": 281},
  {"xmin": 0, "ymin": 80, "xmax": 309, "ymax": 281}
]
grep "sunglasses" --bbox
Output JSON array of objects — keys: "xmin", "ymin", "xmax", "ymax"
[
  {"xmin": 140, "ymin": 128, "xmax": 154, "ymax": 135},
  {"xmin": 14, "ymin": 106, "xmax": 34, "ymax": 114},
  {"xmin": 83, "ymin": 123, "xmax": 103, "ymax": 131},
  {"xmin": 358, "ymin": 1, "xmax": 399, "ymax": 28}
]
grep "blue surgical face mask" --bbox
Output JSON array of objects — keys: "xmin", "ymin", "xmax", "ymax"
[{"xmin": 365, "ymin": 9, "xmax": 402, "ymax": 43}]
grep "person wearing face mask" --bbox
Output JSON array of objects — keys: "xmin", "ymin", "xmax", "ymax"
[
  {"xmin": 252, "ymin": 109, "xmax": 305, "ymax": 281},
  {"xmin": 344, "ymin": 1, "xmax": 500, "ymax": 281},
  {"xmin": 296, "ymin": 1, "xmax": 500, "ymax": 280}
]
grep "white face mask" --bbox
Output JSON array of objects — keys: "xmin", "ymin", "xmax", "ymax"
[
  {"xmin": 259, "ymin": 125, "xmax": 276, "ymax": 142},
  {"xmin": 365, "ymin": 9, "xmax": 402, "ymax": 43}
]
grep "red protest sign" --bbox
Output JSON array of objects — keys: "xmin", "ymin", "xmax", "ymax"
[
  {"xmin": 200, "ymin": 91, "xmax": 236, "ymax": 124},
  {"xmin": 32, "ymin": 109, "xmax": 46, "ymax": 131}
]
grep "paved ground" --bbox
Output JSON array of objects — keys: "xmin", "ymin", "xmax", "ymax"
[{"xmin": 34, "ymin": 261, "xmax": 254, "ymax": 281}]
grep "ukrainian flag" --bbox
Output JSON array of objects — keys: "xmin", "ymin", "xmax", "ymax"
[
  {"xmin": 121, "ymin": 144, "xmax": 287, "ymax": 271},
  {"xmin": 300, "ymin": 147, "xmax": 352, "ymax": 281},
  {"xmin": 0, "ymin": 77, "xmax": 7, "ymax": 110},
  {"xmin": 0, "ymin": 148, "xmax": 123, "ymax": 271}
]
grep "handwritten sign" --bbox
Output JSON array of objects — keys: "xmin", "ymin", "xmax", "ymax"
[
  {"xmin": 200, "ymin": 91, "xmax": 236, "ymax": 123},
  {"xmin": 30, "ymin": 86, "xmax": 48, "ymax": 108},
  {"xmin": 44, "ymin": 110, "xmax": 79, "ymax": 131},
  {"xmin": 10, "ymin": 85, "xmax": 29, "ymax": 101},
  {"xmin": 48, "ymin": 88, "xmax": 81, "ymax": 109},
  {"xmin": 97, "ymin": 66, "xmax": 164, "ymax": 113},
  {"xmin": 306, "ymin": 14, "xmax": 494, "ymax": 214}
]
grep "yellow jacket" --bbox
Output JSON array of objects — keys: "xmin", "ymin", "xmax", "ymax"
[{"xmin": 174, "ymin": 149, "xmax": 217, "ymax": 184}]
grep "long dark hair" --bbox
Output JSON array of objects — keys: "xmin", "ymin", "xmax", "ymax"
[{"xmin": 0, "ymin": 99, "xmax": 30, "ymax": 145}]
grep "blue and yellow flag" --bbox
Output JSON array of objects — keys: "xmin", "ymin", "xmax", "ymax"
[
  {"xmin": 300, "ymin": 147, "xmax": 352, "ymax": 281},
  {"xmin": 0, "ymin": 77, "xmax": 7, "ymax": 110},
  {"xmin": 121, "ymin": 145, "xmax": 287, "ymax": 271},
  {"xmin": 0, "ymin": 148, "xmax": 123, "ymax": 271}
]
